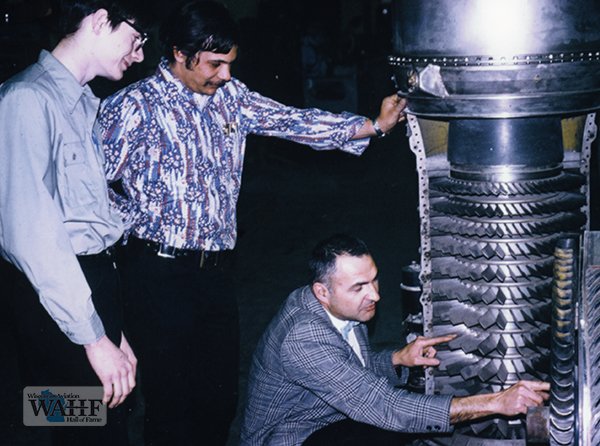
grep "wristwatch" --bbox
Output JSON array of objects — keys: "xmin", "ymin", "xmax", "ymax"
[{"xmin": 373, "ymin": 119, "xmax": 386, "ymax": 138}]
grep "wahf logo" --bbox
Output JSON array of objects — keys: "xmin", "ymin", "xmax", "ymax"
[{"xmin": 23, "ymin": 386, "xmax": 107, "ymax": 426}]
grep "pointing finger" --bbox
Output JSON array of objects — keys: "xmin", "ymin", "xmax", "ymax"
[
  {"xmin": 418, "ymin": 357, "xmax": 441, "ymax": 367},
  {"xmin": 420, "ymin": 334, "xmax": 457, "ymax": 347}
]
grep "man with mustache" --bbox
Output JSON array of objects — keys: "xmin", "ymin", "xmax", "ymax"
[
  {"xmin": 240, "ymin": 234, "xmax": 550, "ymax": 445},
  {"xmin": 95, "ymin": 1, "xmax": 406, "ymax": 444}
]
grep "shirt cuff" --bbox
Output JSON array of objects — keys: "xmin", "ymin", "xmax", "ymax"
[
  {"xmin": 340, "ymin": 115, "xmax": 370, "ymax": 156},
  {"xmin": 61, "ymin": 311, "xmax": 106, "ymax": 345},
  {"xmin": 341, "ymin": 137, "xmax": 370, "ymax": 156}
]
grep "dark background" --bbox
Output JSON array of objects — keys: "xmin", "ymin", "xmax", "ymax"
[
  {"xmin": 0, "ymin": 0, "xmax": 419, "ymax": 443},
  {"xmin": 3, "ymin": 1, "xmax": 600, "ymax": 444}
]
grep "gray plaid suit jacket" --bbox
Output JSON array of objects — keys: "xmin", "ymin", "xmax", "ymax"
[{"xmin": 240, "ymin": 286, "xmax": 453, "ymax": 445}]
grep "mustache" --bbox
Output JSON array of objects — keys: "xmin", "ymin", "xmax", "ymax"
[{"xmin": 205, "ymin": 81, "xmax": 226, "ymax": 88}]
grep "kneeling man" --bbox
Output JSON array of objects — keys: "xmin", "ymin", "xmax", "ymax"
[{"xmin": 241, "ymin": 234, "xmax": 549, "ymax": 445}]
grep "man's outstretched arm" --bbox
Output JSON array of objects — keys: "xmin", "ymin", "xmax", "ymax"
[{"xmin": 449, "ymin": 380, "xmax": 550, "ymax": 424}]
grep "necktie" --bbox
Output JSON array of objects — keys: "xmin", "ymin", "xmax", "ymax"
[{"xmin": 341, "ymin": 321, "xmax": 359, "ymax": 341}]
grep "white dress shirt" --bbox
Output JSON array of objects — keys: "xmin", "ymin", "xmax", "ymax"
[{"xmin": 324, "ymin": 309, "xmax": 365, "ymax": 366}]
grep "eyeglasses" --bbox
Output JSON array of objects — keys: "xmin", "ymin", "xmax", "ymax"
[{"xmin": 121, "ymin": 18, "xmax": 148, "ymax": 52}]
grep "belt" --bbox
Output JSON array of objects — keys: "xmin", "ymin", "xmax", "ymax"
[{"xmin": 127, "ymin": 237, "xmax": 231, "ymax": 269}]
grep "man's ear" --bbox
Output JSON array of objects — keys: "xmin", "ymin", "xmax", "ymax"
[
  {"xmin": 173, "ymin": 47, "xmax": 187, "ymax": 64},
  {"xmin": 90, "ymin": 8, "xmax": 110, "ymax": 35},
  {"xmin": 311, "ymin": 282, "xmax": 330, "ymax": 307}
]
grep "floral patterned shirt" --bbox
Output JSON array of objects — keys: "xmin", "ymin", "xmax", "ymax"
[{"xmin": 95, "ymin": 59, "xmax": 369, "ymax": 251}]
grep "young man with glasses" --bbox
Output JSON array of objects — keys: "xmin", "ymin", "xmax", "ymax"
[
  {"xmin": 121, "ymin": 17, "xmax": 149, "ymax": 53},
  {"xmin": 0, "ymin": 1, "xmax": 148, "ymax": 444}
]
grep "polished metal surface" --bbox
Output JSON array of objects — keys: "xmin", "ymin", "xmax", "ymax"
[
  {"xmin": 392, "ymin": 0, "xmax": 600, "ymax": 56},
  {"xmin": 397, "ymin": 1, "xmax": 598, "ymax": 442},
  {"xmin": 407, "ymin": 114, "xmax": 592, "ymax": 441},
  {"xmin": 428, "ymin": 166, "xmax": 585, "ymax": 439},
  {"xmin": 390, "ymin": 0, "xmax": 600, "ymax": 117},
  {"xmin": 408, "ymin": 114, "xmax": 599, "ymax": 444}
]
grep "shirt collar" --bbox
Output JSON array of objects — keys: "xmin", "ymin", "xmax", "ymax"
[
  {"xmin": 37, "ymin": 50, "xmax": 97, "ymax": 113},
  {"xmin": 323, "ymin": 309, "xmax": 359, "ymax": 334},
  {"xmin": 157, "ymin": 58, "xmax": 212, "ymax": 110}
]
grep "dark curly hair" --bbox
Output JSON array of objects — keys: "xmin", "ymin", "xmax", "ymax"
[{"xmin": 160, "ymin": 1, "xmax": 239, "ymax": 69}]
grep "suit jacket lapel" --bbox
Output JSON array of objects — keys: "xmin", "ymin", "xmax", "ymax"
[
  {"xmin": 355, "ymin": 324, "xmax": 370, "ymax": 365},
  {"xmin": 302, "ymin": 286, "xmax": 370, "ymax": 366}
]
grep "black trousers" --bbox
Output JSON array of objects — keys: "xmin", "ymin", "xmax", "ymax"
[
  {"xmin": 118, "ymin": 239, "xmax": 239, "ymax": 446},
  {"xmin": 1, "ymin": 252, "xmax": 129, "ymax": 446},
  {"xmin": 303, "ymin": 419, "xmax": 412, "ymax": 446}
]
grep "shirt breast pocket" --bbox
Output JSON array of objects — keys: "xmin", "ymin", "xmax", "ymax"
[{"xmin": 59, "ymin": 142, "xmax": 102, "ymax": 208}]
